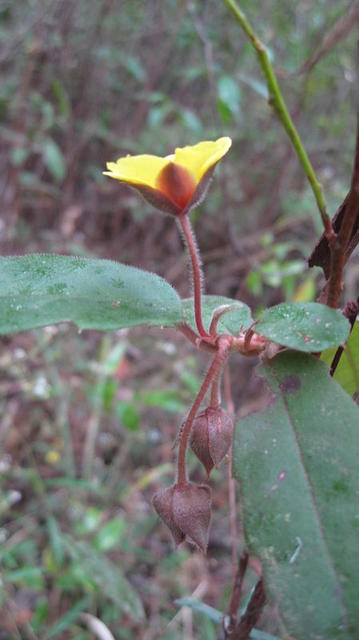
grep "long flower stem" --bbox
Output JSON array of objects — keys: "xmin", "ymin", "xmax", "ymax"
[
  {"xmin": 177, "ymin": 343, "xmax": 229, "ymax": 485},
  {"xmin": 223, "ymin": 0, "xmax": 333, "ymax": 238},
  {"xmin": 179, "ymin": 214, "xmax": 209, "ymax": 338},
  {"xmin": 210, "ymin": 377, "xmax": 220, "ymax": 408},
  {"xmin": 210, "ymin": 345, "xmax": 231, "ymax": 407}
]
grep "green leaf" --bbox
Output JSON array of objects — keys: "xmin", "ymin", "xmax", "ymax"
[
  {"xmin": 174, "ymin": 599, "xmax": 279, "ymax": 639},
  {"xmin": 0, "ymin": 254, "xmax": 182, "ymax": 335},
  {"xmin": 47, "ymin": 596, "xmax": 90, "ymax": 639},
  {"xmin": 256, "ymin": 302, "xmax": 350, "ymax": 351},
  {"xmin": 182, "ymin": 295, "xmax": 252, "ymax": 335},
  {"xmin": 180, "ymin": 108, "xmax": 202, "ymax": 133},
  {"xmin": 51, "ymin": 78, "xmax": 70, "ymax": 118},
  {"xmin": 174, "ymin": 597, "xmax": 224, "ymax": 624},
  {"xmin": 42, "ymin": 138, "xmax": 66, "ymax": 182},
  {"xmin": 321, "ymin": 322, "xmax": 359, "ymax": 396},
  {"xmin": 217, "ymin": 75, "xmax": 240, "ymax": 122},
  {"xmin": 249, "ymin": 632, "xmax": 280, "ymax": 640},
  {"xmin": 238, "ymin": 72, "xmax": 269, "ymax": 98},
  {"xmin": 65, "ymin": 540, "xmax": 144, "ymax": 621},
  {"xmin": 74, "ymin": 507, "xmax": 102, "ymax": 536},
  {"xmin": 10, "ymin": 146, "xmax": 29, "ymax": 166},
  {"xmin": 233, "ymin": 351, "xmax": 359, "ymax": 639},
  {"xmin": 47, "ymin": 517, "xmax": 65, "ymax": 566},
  {"xmin": 5, "ymin": 566, "xmax": 44, "ymax": 589},
  {"xmin": 116, "ymin": 402, "xmax": 140, "ymax": 431},
  {"xmin": 139, "ymin": 389, "xmax": 186, "ymax": 412},
  {"xmin": 122, "ymin": 55, "xmax": 147, "ymax": 82},
  {"xmin": 93, "ymin": 517, "xmax": 126, "ymax": 552}
]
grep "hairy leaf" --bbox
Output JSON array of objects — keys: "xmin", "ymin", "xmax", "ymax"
[
  {"xmin": 0, "ymin": 254, "xmax": 182, "ymax": 334},
  {"xmin": 256, "ymin": 302, "xmax": 350, "ymax": 351},
  {"xmin": 233, "ymin": 352, "xmax": 359, "ymax": 639}
]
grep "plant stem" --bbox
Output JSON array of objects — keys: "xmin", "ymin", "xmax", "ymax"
[
  {"xmin": 326, "ymin": 112, "xmax": 359, "ymax": 308},
  {"xmin": 210, "ymin": 349, "xmax": 230, "ymax": 406},
  {"xmin": 177, "ymin": 342, "xmax": 229, "ymax": 485},
  {"xmin": 176, "ymin": 322, "xmax": 217, "ymax": 353},
  {"xmin": 330, "ymin": 298, "xmax": 359, "ymax": 375},
  {"xmin": 209, "ymin": 303, "xmax": 239, "ymax": 337},
  {"xmin": 226, "ymin": 551, "xmax": 249, "ymax": 634},
  {"xmin": 224, "ymin": 365, "xmax": 239, "ymax": 590},
  {"xmin": 230, "ymin": 579, "xmax": 266, "ymax": 640},
  {"xmin": 210, "ymin": 375, "xmax": 221, "ymax": 407},
  {"xmin": 179, "ymin": 214, "xmax": 209, "ymax": 338},
  {"xmin": 223, "ymin": 0, "xmax": 333, "ymax": 237},
  {"xmin": 82, "ymin": 336, "xmax": 110, "ymax": 479}
]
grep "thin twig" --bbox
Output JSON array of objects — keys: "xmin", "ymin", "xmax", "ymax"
[
  {"xmin": 222, "ymin": 0, "xmax": 333, "ymax": 238},
  {"xmin": 226, "ymin": 551, "xmax": 249, "ymax": 634},
  {"xmin": 330, "ymin": 298, "xmax": 359, "ymax": 376},
  {"xmin": 188, "ymin": 2, "xmax": 217, "ymax": 106},
  {"xmin": 177, "ymin": 340, "xmax": 230, "ymax": 484},
  {"xmin": 230, "ymin": 579, "xmax": 266, "ymax": 640},
  {"xmin": 82, "ymin": 336, "xmax": 111, "ymax": 479},
  {"xmin": 176, "ymin": 323, "xmax": 217, "ymax": 353},
  {"xmin": 326, "ymin": 111, "xmax": 359, "ymax": 308},
  {"xmin": 209, "ymin": 304, "xmax": 240, "ymax": 337},
  {"xmin": 210, "ymin": 374, "xmax": 221, "ymax": 407},
  {"xmin": 281, "ymin": 2, "xmax": 359, "ymax": 78},
  {"xmin": 224, "ymin": 365, "xmax": 239, "ymax": 588}
]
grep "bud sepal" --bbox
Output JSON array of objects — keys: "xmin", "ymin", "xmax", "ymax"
[
  {"xmin": 190, "ymin": 406, "xmax": 233, "ymax": 477},
  {"xmin": 152, "ymin": 481, "xmax": 212, "ymax": 553}
]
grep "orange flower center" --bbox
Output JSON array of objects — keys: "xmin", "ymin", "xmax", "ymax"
[{"xmin": 156, "ymin": 162, "xmax": 196, "ymax": 211}]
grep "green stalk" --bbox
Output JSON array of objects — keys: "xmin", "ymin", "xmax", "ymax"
[{"xmin": 223, "ymin": 0, "xmax": 333, "ymax": 237}]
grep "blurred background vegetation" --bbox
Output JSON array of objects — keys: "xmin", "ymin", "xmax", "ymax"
[{"xmin": 0, "ymin": 1, "xmax": 358, "ymax": 638}]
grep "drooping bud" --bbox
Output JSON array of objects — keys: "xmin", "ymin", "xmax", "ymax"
[
  {"xmin": 190, "ymin": 406, "xmax": 233, "ymax": 477},
  {"xmin": 152, "ymin": 485, "xmax": 185, "ymax": 546},
  {"xmin": 172, "ymin": 482, "xmax": 211, "ymax": 552},
  {"xmin": 152, "ymin": 481, "xmax": 212, "ymax": 553}
]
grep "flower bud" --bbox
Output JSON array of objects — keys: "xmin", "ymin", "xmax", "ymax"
[
  {"xmin": 152, "ymin": 481, "xmax": 211, "ymax": 553},
  {"xmin": 190, "ymin": 406, "xmax": 233, "ymax": 477}
]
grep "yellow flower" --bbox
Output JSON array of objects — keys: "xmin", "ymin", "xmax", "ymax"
[{"xmin": 104, "ymin": 137, "xmax": 232, "ymax": 216}]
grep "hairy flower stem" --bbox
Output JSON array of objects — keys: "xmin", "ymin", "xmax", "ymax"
[
  {"xmin": 177, "ymin": 341, "xmax": 230, "ymax": 485},
  {"xmin": 210, "ymin": 364, "xmax": 224, "ymax": 408},
  {"xmin": 179, "ymin": 214, "xmax": 209, "ymax": 338},
  {"xmin": 210, "ymin": 377, "xmax": 220, "ymax": 408}
]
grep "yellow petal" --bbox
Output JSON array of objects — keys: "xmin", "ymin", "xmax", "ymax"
[
  {"xmin": 104, "ymin": 154, "xmax": 173, "ymax": 188},
  {"xmin": 173, "ymin": 137, "xmax": 232, "ymax": 181}
]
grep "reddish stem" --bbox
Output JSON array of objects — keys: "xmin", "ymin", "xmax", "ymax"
[
  {"xmin": 179, "ymin": 214, "xmax": 209, "ymax": 338},
  {"xmin": 330, "ymin": 298, "xmax": 359, "ymax": 375},
  {"xmin": 209, "ymin": 303, "xmax": 239, "ymax": 338},
  {"xmin": 326, "ymin": 110, "xmax": 359, "ymax": 308},
  {"xmin": 176, "ymin": 322, "xmax": 217, "ymax": 353},
  {"xmin": 177, "ymin": 341, "xmax": 230, "ymax": 485},
  {"xmin": 210, "ymin": 375, "xmax": 221, "ymax": 407},
  {"xmin": 210, "ymin": 352, "xmax": 230, "ymax": 407},
  {"xmin": 224, "ymin": 365, "xmax": 239, "ymax": 590}
]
